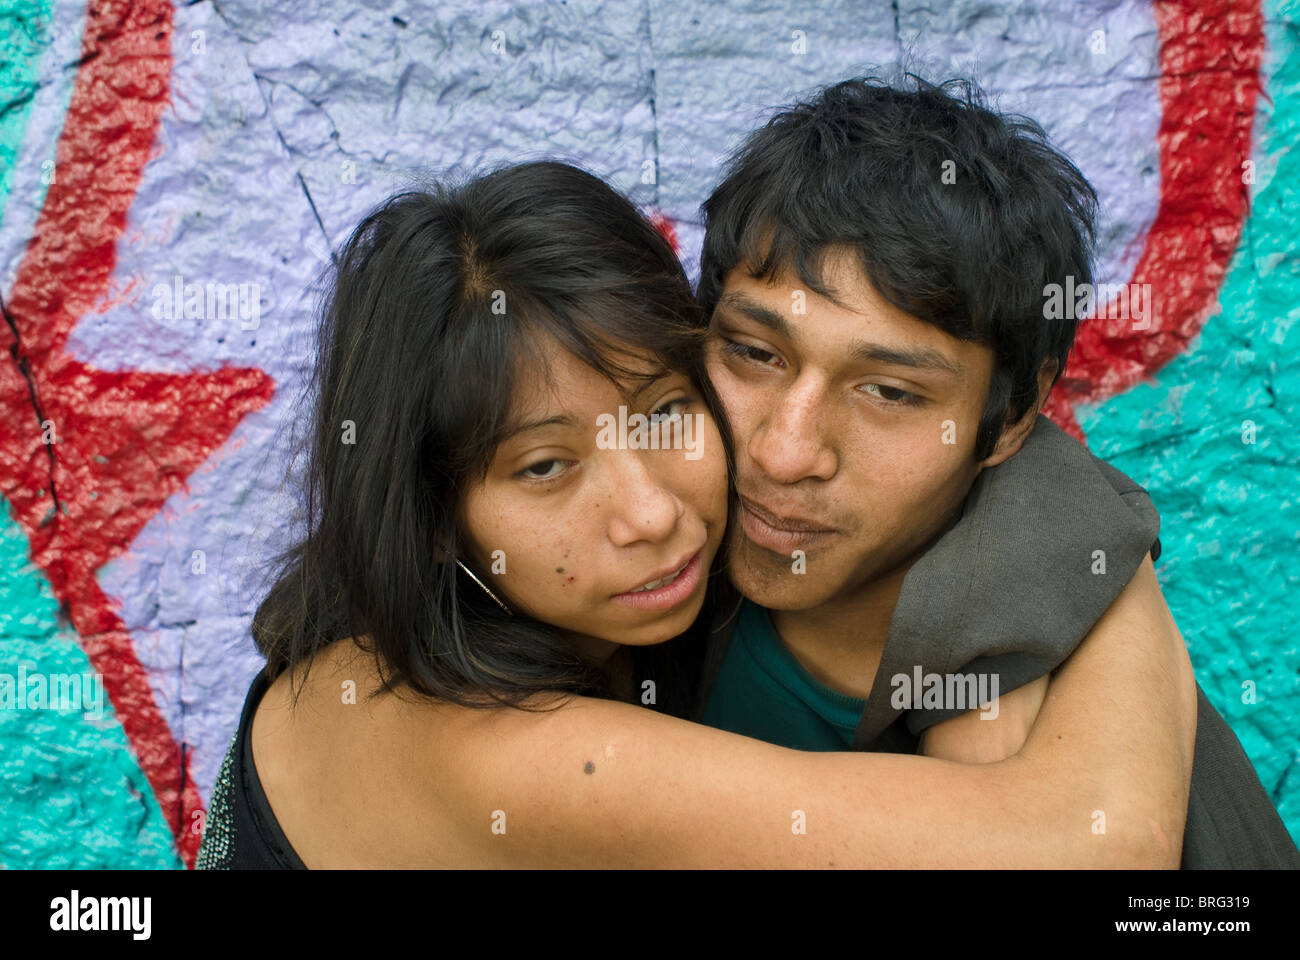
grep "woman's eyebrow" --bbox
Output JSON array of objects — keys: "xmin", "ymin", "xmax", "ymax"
[
  {"xmin": 624, "ymin": 370, "xmax": 675, "ymax": 404},
  {"xmin": 500, "ymin": 414, "xmax": 580, "ymax": 443}
]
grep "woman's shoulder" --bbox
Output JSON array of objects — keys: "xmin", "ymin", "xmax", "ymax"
[
  {"xmin": 248, "ymin": 636, "xmax": 596, "ymax": 866},
  {"xmin": 196, "ymin": 668, "xmax": 305, "ymax": 869},
  {"xmin": 251, "ymin": 636, "xmax": 471, "ymax": 866}
]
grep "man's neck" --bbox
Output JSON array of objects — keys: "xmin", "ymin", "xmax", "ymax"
[
  {"xmin": 764, "ymin": 484, "xmax": 976, "ymax": 701},
  {"xmin": 769, "ymin": 564, "xmax": 910, "ymax": 700}
]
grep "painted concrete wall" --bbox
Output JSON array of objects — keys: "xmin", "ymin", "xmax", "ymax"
[{"xmin": 0, "ymin": 0, "xmax": 1294, "ymax": 867}]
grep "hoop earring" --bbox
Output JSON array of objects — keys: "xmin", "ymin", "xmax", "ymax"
[{"xmin": 455, "ymin": 558, "xmax": 512, "ymax": 615}]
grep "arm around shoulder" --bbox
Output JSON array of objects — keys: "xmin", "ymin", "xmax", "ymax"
[{"xmin": 431, "ymin": 562, "xmax": 1195, "ymax": 868}]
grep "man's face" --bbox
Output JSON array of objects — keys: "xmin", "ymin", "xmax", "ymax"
[{"xmin": 704, "ymin": 245, "xmax": 999, "ymax": 611}]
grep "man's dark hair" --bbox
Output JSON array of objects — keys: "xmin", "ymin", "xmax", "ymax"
[{"xmin": 698, "ymin": 75, "xmax": 1099, "ymax": 458}]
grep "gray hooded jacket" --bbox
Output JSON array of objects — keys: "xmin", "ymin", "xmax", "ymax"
[{"xmin": 695, "ymin": 416, "xmax": 1299, "ymax": 869}]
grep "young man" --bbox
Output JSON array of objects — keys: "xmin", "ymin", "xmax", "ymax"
[{"xmin": 692, "ymin": 76, "xmax": 1299, "ymax": 869}]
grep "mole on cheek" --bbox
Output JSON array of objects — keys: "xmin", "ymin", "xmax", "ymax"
[{"xmin": 584, "ymin": 762, "xmax": 595, "ymax": 774}]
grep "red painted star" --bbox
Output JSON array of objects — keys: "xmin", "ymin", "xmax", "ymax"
[{"xmin": 0, "ymin": 0, "xmax": 274, "ymax": 868}]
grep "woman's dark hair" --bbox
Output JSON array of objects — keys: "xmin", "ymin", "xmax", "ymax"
[
  {"xmin": 253, "ymin": 160, "xmax": 735, "ymax": 715},
  {"xmin": 698, "ymin": 74, "xmax": 1099, "ymax": 458}
]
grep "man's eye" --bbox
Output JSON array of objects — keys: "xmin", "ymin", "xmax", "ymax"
[
  {"xmin": 859, "ymin": 383, "xmax": 921, "ymax": 405},
  {"xmin": 518, "ymin": 459, "xmax": 569, "ymax": 481},
  {"xmin": 650, "ymin": 396, "xmax": 692, "ymax": 421},
  {"xmin": 721, "ymin": 340, "xmax": 780, "ymax": 366}
]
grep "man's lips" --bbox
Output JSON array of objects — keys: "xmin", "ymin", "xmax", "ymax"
[
  {"xmin": 739, "ymin": 495, "xmax": 836, "ymax": 532},
  {"xmin": 738, "ymin": 495, "xmax": 838, "ymax": 553}
]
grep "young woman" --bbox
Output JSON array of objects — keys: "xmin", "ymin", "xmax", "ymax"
[{"xmin": 196, "ymin": 161, "xmax": 1194, "ymax": 869}]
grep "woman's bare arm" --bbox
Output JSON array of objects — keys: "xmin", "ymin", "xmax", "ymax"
[
  {"xmin": 921, "ymin": 674, "xmax": 1050, "ymax": 763},
  {"xmin": 923, "ymin": 555, "xmax": 1189, "ymax": 774},
  {"xmin": 426, "ymin": 556, "xmax": 1196, "ymax": 867},
  {"xmin": 921, "ymin": 556, "xmax": 1194, "ymax": 867}
]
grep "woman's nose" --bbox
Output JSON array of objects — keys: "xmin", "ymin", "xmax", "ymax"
[{"xmin": 604, "ymin": 451, "xmax": 687, "ymax": 548}]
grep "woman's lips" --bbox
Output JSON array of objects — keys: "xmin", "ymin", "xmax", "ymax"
[
  {"xmin": 611, "ymin": 549, "xmax": 704, "ymax": 611},
  {"xmin": 738, "ymin": 496, "xmax": 837, "ymax": 553}
]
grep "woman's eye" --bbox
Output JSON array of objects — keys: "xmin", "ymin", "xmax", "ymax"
[
  {"xmin": 651, "ymin": 396, "xmax": 692, "ymax": 421},
  {"xmin": 518, "ymin": 459, "xmax": 569, "ymax": 481},
  {"xmin": 721, "ymin": 339, "xmax": 780, "ymax": 366},
  {"xmin": 860, "ymin": 383, "xmax": 920, "ymax": 405}
]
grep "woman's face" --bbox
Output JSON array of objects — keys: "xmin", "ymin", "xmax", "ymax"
[{"xmin": 458, "ymin": 335, "xmax": 728, "ymax": 660}]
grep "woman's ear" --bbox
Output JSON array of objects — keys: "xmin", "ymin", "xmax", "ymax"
[{"xmin": 977, "ymin": 359, "xmax": 1059, "ymax": 470}]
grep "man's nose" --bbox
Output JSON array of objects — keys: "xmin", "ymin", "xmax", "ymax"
[{"xmin": 746, "ymin": 380, "xmax": 837, "ymax": 484}]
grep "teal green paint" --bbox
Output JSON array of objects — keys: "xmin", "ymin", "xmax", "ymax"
[
  {"xmin": 0, "ymin": 2, "xmax": 177, "ymax": 869},
  {"xmin": 1078, "ymin": 0, "xmax": 1300, "ymax": 844},
  {"xmin": 0, "ymin": 1, "xmax": 54, "ymax": 228},
  {"xmin": 0, "ymin": 497, "xmax": 180, "ymax": 868}
]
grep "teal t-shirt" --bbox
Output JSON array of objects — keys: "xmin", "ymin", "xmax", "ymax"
[{"xmin": 699, "ymin": 599, "xmax": 866, "ymax": 750}]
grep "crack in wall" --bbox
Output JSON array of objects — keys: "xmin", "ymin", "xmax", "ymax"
[
  {"xmin": 0, "ymin": 85, "xmax": 38, "ymax": 122},
  {"xmin": 644, "ymin": 0, "xmax": 660, "ymax": 208},
  {"xmin": 0, "ymin": 290, "xmax": 62, "ymax": 524},
  {"xmin": 206, "ymin": 0, "xmax": 337, "ymax": 254},
  {"xmin": 295, "ymin": 170, "xmax": 335, "ymax": 265}
]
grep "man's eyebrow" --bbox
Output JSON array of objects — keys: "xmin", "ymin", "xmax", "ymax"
[
  {"xmin": 850, "ymin": 341, "xmax": 964, "ymax": 378},
  {"xmin": 714, "ymin": 293, "xmax": 792, "ymax": 339},
  {"xmin": 499, "ymin": 414, "xmax": 580, "ymax": 444},
  {"xmin": 717, "ymin": 292, "xmax": 963, "ymax": 378}
]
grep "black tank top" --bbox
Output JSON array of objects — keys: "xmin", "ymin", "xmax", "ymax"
[{"xmin": 196, "ymin": 671, "xmax": 308, "ymax": 869}]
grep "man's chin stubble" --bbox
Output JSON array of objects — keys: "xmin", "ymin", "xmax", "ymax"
[{"xmin": 726, "ymin": 536, "xmax": 851, "ymax": 611}]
